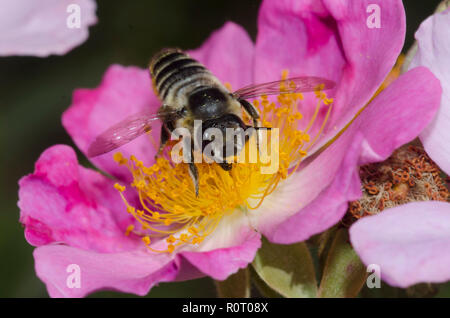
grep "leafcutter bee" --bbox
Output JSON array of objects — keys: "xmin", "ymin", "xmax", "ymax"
[{"xmin": 88, "ymin": 48, "xmax": 335, "ymax": 195}]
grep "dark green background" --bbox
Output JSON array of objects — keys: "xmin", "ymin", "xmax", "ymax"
[{"xmin": 0, "ymin": 0, "xmax": 444, "ymax": 297}]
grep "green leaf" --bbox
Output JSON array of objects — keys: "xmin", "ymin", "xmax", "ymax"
[
  {"xmin": 435, "ymin": 281, "xmax": 450, "ymax": 297},
  {"xmin": 317, "ymin": 226, "xmax": 338, "ymax": 274},
  {"xmin": 215, "ymin": 268, "xmax": 250, "ymax": 298},
  {"xmin": 317, "ymin": 228, "xmax": 367, "ymax": 298},
  {"xmin": 249, "ymin": 266, "xmax": 282, "ymax": 298},
  {"xmin": 252, "ymin": 237, "xmax": 317, "ymax": 298}
]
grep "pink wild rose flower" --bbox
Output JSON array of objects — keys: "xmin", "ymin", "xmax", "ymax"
[
  {"xmin": 18, "ymin": 0, "xmax": 441, "ymax": 297},
  {"xmin": 350, "ymin": 8, "xmax": 450, "ymax": 288},
  {"xmin": 0, "ymin": 0, "xmax": 97, "ymax": 57}
]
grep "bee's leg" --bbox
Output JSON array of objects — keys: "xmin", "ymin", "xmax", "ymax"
[
  {"xmin": 188, "ymin": 147, "xmax": 199, "ymax": 197},
  {"xmin": 239, "ymin": 99, "xmax": 260, "ymax": 127},
  {"xmin": 219, "ymin": 162, "xmax": 233, "ymax": 171},
  {"xmin": 156, "ymin": 121, "xmax": 174, "ymax": 158},
  {"xmin": 239, "ymin": 99, "xmax": 262, "ymax": 149}
]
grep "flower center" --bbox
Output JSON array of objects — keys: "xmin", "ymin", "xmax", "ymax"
[
  {"xmin": 342, "ymin": 145, "xmax": 450, "ymax": 226},
  {"xmin": 114, "ymin": 71, "xmax": 333, "ymax": 253}
]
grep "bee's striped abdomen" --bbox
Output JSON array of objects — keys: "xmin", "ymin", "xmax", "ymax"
[{"xmin": 150, "ymin": 49, "xmax": 211, "ymax": 101}]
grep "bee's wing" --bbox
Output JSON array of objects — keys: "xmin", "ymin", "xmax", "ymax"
[
  {"xmin": 87, "ymin": 109, "xmax": 178, "ymax": 157},
  {"xmin": 232, "ymin": 76, "xmax": 336, "ymax": 100}
]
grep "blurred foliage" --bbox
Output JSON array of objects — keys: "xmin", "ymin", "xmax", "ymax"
[{"xmin": 0, "ymin": 0, "xmax": 448, "ymax": 298}]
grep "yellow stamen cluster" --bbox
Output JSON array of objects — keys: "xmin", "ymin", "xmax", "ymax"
[{"xmin": 114, "ymin": 71, "xmax": 333, "ymax": 253}]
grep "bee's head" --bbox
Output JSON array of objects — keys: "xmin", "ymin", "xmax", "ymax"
[{"xmin": 200, "ymin": 114, "xmax": 250, "ymax": 167}]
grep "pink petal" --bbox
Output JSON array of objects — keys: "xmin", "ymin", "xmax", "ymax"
[
  {"xmin": 188, "ymin": 21, "xmax": 254, "ymax": 91},
  {"xmin": 62, "ymin": 64, "xmax": 162, "ymax": 181},
  {"xmin": 253, "ymin": 67, "xmax": 441, "ymax": 244},
  {"xmin": 409, "ymin": 9, "xmax": 450, "ymax": 175},
  {"xmin": 0, "ymin": 0, "xmax": 97, "ymax": 57},
  {"xmin": 173, "ymin": 213, "xmax": 260, "ymax": 280},
  {"xmin": 34, "ymin": 244, "xmax": 177, "ymax": 297},
  {"xmin": 267, "ymin": 131, "xmax": 363, "ymax": 244},
  {"xmin": 169, "ymin": 211, "xmax": 261, "ymax": 281},
  {"xmin": 173, "ymin": 256, "xmax": 205, "ymax": 282},
  {"xmin": 18, "ymin": 145, "xmax": 138, "ymax": 252},
  {"xmin": 349, "ymin": 201, "xmax": 450, "ymax": 287},
  {"xmin": 181, "ymin": 233, "xmax": 261, "ymax": 280},
  {"xmin": 255, "ymin": 0, "xmax": 405, "ymax": 151},
  {"xmin": 187, "ymin": 213, "xmax": 260, "ymax": 253},
  {"xmin": 357, "ymin": 66, "xmax": 442, "ymax": 165},
  {"xmin": 249, "ymin": 124, "xmax": 362, "ymax": 241}
]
